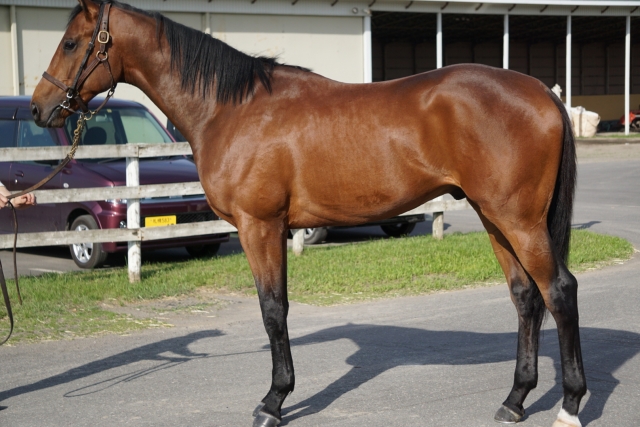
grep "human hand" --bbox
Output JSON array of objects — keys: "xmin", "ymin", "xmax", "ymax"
[
  {"xmin": 0, "ymin": 194, "xmax": 7, "ymax": 209},
  {"xmin": 11, "ymin": 193, "xmax": 36, "ymax": 209}
]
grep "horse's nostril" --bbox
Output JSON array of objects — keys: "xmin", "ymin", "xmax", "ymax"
[{"xmin": 31, "ymin": 102, "xmax": 40, "ymax": 120}]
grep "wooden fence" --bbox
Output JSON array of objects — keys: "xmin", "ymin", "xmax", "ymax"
[{"xmin": 0, "ymin": 143, "xmax": 471, "ymax": 282}]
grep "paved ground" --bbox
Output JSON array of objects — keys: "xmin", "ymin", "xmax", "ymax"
[{"xmin": 0, "ymin": 143, "xmax": 638, "ymax": 426}]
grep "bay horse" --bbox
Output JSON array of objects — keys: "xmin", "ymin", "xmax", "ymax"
[{"xmin": 30, "ymin": 1, "xmax": 586, "ymax": 426}]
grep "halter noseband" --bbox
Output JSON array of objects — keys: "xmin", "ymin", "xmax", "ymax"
[{"xmin": 43, "ymin": 1, "xmax": 116, "ymax": 115}]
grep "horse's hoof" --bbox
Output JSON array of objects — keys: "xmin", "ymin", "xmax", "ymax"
[
  {"xmin": 494, "ymin": 404, "xmax": 524, "ymax": 424},
  {"xmin": 252, "ymin": 403, "xmax": 281, "ymax": 427},
  {"xmin": 551, "ymin": 408, "xmax": 582, "ymax": 427},
  {"xmin": 252, "ymin": 412, "xmax": 280, "ymax": 427},
  {"xmin": 252, "ymin": 403, "xmax": 266, "ymax": 417}
]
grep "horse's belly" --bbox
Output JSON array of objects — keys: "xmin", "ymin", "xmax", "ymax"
[{"xmin": 288, "ymin": 164, "xmax": 445, "ymax": 228}]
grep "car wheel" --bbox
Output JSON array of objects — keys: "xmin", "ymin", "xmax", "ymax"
[
  {"xmin": 631, "ymin": 118, "xmax": 640, "ymax": 132},
  {"xmin": 303, "ymin": 227, "xmax": 328, "ymax": 245},
  {"xmin": 381, "ymin": 222, "xmax": 416, "ymax": 237},
  {"xmin": 69, "ymin": 215, "xmax": 108, "ymax": 269},
  {"xmin": 186, "ymin": 243, "xmax": 221, "ymax": 258}
]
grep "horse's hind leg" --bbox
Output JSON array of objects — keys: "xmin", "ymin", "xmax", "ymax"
[
  {"xmin": 475, "ymin": 212, "xmax": 545, "ymax": 423},
  {"xmin": 478, "ymin": 210, "xmax": 586, "ymax": 427},
  {"xmin": 237, "ymin": 218, "xmax": 294, "ymax": 427}
]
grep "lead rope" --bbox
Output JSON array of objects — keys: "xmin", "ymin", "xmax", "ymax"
[{"xmin": 0, "ymin": 112, "xmax": 91, "ymax": 345}]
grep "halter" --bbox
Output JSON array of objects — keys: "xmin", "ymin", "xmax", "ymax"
[{"xmin": 42, "ymin": 1, "xmax": 116, "ymax": 115}]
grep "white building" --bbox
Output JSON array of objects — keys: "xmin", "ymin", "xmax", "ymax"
[{"xmin": 1, "ymin": 0, "xmax": 638, "ymax": 131}]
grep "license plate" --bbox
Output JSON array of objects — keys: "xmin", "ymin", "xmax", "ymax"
[{"xmin": 145, "ymin": 215, "xmax": 177, "ymax": 227}]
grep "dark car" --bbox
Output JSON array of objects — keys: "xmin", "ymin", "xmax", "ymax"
[{"xmin": 0, "ymin": 96, "xmax": 229, "ymax": 268}]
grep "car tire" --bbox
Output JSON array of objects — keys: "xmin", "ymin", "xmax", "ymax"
[
  {"xmin": 302, "ymin": 227, "xmax": 328, "ymax": 245},
  {"xmin": 186, "ymin": 243, "xmax": 221, "ymax": 258},
  {"xmin": 69, "ymin": 215, "xmax": 108, "ymax": 269},
  {"xmin": 380, "ymin": 222, "xmax": 416, "ymax": 237}
]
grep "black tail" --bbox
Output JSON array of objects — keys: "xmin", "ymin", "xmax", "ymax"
[
  {"xmin": 530, "ymin": 92, "xmax": 577, "ymax": 325},
  {"xmin": 546, "ymin": 91, "xmax": 577, "ymax": 265}
]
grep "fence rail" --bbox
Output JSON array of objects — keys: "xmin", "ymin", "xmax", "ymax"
[{"xmin": 1, "ymin": 143, "xmax": 471, "ymax": 281}]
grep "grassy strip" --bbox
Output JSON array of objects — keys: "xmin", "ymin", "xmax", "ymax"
[{"xmin": 0, "ymin": 230, "xmax": 633, "ymax": 343}]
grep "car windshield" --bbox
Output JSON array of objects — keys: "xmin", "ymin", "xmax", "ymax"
[{"xmin": 65, "ymin": 106, "xmax": 172, "ymax": 162}]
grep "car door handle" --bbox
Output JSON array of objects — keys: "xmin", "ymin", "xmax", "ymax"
[{"xmin": 14, "ymin": 171, "xmax": 24, "ymax": 178}]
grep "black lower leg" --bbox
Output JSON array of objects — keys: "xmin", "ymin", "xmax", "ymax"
[
  {"xmin": 257, "ymin": 287, "xmax": 295, "ymax": 420},
  {"xmin": 496, "ymin": 276, "xmax": 545, "ymax": 423},
  {"xmin": 550, "ymin": 266, "xmax": 587, "ymax": 416}
]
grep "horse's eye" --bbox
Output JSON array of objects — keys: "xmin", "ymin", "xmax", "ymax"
[{"xmin": 63, "ymin": 41, "xmax": 77, "ymax": 51}]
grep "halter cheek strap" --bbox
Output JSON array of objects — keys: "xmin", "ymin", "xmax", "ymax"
[{"xmin": 43, "ymin": 1, "xmax": 116, "ymax": 115}]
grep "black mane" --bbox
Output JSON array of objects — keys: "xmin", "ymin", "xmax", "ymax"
[{"xmin": 69, "ymin": 0, "xmax": 306, "ymax": 104}]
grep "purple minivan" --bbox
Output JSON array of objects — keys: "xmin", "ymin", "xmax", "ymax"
[{"xmin": 0, "ymin": 96, "xmax": 229, "ymax": 268}]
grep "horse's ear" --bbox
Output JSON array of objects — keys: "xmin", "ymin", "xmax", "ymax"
[{"xmin": 77, "ymin": 0, "xmax": 100, "ymax": 21}]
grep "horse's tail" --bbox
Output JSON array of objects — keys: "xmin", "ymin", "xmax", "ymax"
[
  {"xmin": 546, "ymin": 91, "xmax": 577, "ymax": 265},
  {"xmin": 530, "ymin": 91, "xmax": 577, "ymax": 324}
]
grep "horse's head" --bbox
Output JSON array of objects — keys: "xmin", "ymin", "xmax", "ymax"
[{"xmin": 31, "ymin": 0, "xmax": 120, "ymax": 128}]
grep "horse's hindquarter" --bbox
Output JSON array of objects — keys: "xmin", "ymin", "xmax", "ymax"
[{"xmin": 201, "ymin": 65, "xmax": 563, "ymax": 229}]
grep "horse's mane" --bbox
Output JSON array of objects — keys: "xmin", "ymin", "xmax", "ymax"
[{"xmin": 69, "ymin": 0, "xmax": 307, "ymax": 104}]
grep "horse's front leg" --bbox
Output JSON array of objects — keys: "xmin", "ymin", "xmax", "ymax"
[{"xmin": 237, "ymin": 218, "xmax": 294, "ymax": 427}]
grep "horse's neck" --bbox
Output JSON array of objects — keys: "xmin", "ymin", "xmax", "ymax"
[
  {"xmin": 118, "ymin": 25, "xmax": 217, "ymax": 146},
  {"xmin": 124, "ymin": 60, "xmax": 216, "ymax": 141}
]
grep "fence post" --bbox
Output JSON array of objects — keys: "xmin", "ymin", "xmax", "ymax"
[
  {"xmin": 126, "ymin": 151, "xmax": 141, "ymax": 283},
  {"xmin": 292, "ymin": 229, "xmax": 305, "ymax": 256},
  {"xmin": 432, "ymin": 196, "xmax": 444, "ymax": 240}
]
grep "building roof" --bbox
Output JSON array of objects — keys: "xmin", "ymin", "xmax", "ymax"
[{"xmin": 0, "ymin": 0, "xmax": 639, "ymax": 17}]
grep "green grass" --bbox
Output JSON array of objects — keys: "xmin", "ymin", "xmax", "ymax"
[{"xmin": 0, "ymin": 230, "xmax": 633, "ymax": 343}]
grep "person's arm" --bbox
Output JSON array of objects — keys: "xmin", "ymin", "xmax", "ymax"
[
  {"xmin": 0, "ymin": 185, "xmax": 10, "ymax": 209},
  {"xmin": 0, "ymin": 186, "xmax": 36, "ymax": 210}
]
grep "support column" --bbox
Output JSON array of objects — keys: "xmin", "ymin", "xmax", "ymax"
[
  {"xmin": 503, "ymin": 14, "xmax": 509, "ymax": 69},
  {"xmin": 566, "ymin": 15, "xmax": 572, "ymax": 109},
  {"xmin": 433, "ymin": 12, "xmax": 444, "ymax": 240},
  {"xmin": 363, "ymin": 15, "xmax": 372, "ymax": 83},
  {"xmin": 437, "ymin": 12, "xmax": 443, "ymax": 69},
  {"xmin": 625, "ymin": 15, "xmax": 631, "ymax": 135},
  {"xmin": 10, "ymin": 5, "xmax": 19, "ymax": 96}
]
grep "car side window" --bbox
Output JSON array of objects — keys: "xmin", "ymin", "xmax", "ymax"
[
  {"xmin": 0, "ymin": 119, "xmax": 17, "ymax": 148},
  {"xmin": 17, "ymin": 119, "xmax": 59, "ymax": 165},
  {"xmin": 120, "ymin": 109, "xmax": 170, "ymax": 144}
]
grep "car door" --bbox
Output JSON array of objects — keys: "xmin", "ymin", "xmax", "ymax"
[
  {"xmin": 0, "ymin": 107, "xmax": 18, "ymax": 234},
  {"xmin": 8, "ymin": 109, "xmax": 62, "ymax": 233}
]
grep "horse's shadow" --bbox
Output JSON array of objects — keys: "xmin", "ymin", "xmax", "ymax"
[
  {"xmin": 282, "ymin": 324, "xmax": 639, "ymax": 426},
  {"xmin": 0, "ymin": 329, "xmax": 223, "ymax": 405},
  {"xmin": 0, "ymin": 325, "xmax": 636, "ymax": 426},
  {"xmin": 572, "ymin": 221, "xmax": 602, "ymax": 230}
]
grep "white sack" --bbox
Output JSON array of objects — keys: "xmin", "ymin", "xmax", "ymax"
[{"xmin": 570, "ymin": 106, "xmax": 600, "ymax": 138}]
